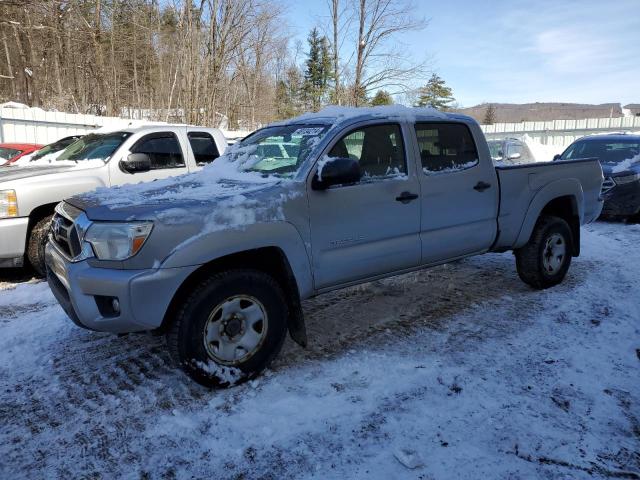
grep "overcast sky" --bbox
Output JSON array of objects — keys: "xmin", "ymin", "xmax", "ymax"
[{"xmin": 285, "ymin": 0, "xmax": 639, "ymax": 107}]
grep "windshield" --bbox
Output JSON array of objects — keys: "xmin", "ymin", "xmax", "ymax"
[
  {"xmin": 487, "ymin": 141, "xmax": 503, "ymax": 161},
  {"xmin": 31, "ymin": 137, "xmax": 80, "ymax": 161},
  {"xmin": 0, "ymin": 147, "xmax": 21, "ymax": 161},
  {"xmin": 232, "ymin": 125, "xmax": 330, "ymax": 177},
  {"xmin": 560, "ymin": 138, "xmax": 640, "ymax": 165},
  {"xmin": 56, "ymin": 132, "xmax": 131, "ymax": 162}
]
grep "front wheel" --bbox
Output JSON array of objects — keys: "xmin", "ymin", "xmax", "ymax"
[
  {"xmin": 515, "ymin": 215, "xmax": 573, "ymax": 289},
  {"xmin": 166, "ymin": 269, "xmax": 288, "ymax": 388},
  {"xmin": 27, "ymin": 214, "xmax": 53, "ymax": 277}
]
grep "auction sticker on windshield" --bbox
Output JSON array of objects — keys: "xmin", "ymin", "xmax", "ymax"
[{"xmin": 292, "ymin": 128, "xmax": 325, "ymax": 136}]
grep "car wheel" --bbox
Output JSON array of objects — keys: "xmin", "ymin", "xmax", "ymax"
[
  {"xmin": 27, "ymin": 214, "xmax": 53, "ymax": 277},
  {"xmin": 166, "ymin": 269, "xmax": 288, "ymax": 388},
  {"xmin": 515, "ymin": 215, "xmax": 573, "ymax": 289}
]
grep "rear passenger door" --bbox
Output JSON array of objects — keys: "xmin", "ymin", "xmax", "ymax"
[
  {"xmin": 415, "ymin": 122, "xmax": 498, "ymax": 264},
  {"xmin": 109, "ymin": 131, "xmax": 190, "ymax": 185},
  {"xmin": 308, "ymin": 122, "xmax": 422, "ymax": 289}
]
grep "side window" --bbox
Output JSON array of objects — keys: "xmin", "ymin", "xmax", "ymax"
[
  {"xmin": 415, "ymin": 123, "xmax": 479, "ymax": 174},
  {"xmin": 131, "ymin": 133, "xmax": 185, "ymax": 170},
  {"xmin": 188, "ymin": 131, "xmax": 220, "ymax": 166},
  {"xmin": 507, "ymin": 142, "xmax": 524, "ymax": 162},
  {"xmin": 328, "ymin": 124, "xmax": 406, "ymax": 179}
]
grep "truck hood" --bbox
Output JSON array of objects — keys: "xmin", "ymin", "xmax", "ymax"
[
  {"xmin": 67, "ymin": 178, "xmax": 286, "ymax": 222},
  {"xmin": 0, "ymin": 165, "xmax": 74, "ymax": 183},
  {"xmin": 601, "ymin": 155, "xmax": 640, "ymax": 176}
]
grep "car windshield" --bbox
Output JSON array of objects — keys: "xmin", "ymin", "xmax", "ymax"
[
  {"xmin": 31, "ymin": 137, "xmax": 79, "ymax": 161},
  {"xmin": 56, "ymin": 132, "xmax": 131, "ymax": 162},
  {"xmin": 487, "ymin": 141, "xmax": 503, "ymax": 161},
  {"xmin": 0, "ymin": 147, "xmax": 21, "ymax": 161},
  {"xmin": 233, "ymin": 125, "xmax": 330, "ymax": 177},
  {"xmin": 560, "ymin": 138, "xmax": 640, "ymax": 165}
]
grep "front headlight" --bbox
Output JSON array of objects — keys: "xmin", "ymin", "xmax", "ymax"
[
  {"xmin": 84, "ymin": 222, "xmax": 153, "ymax": 261},
  {"xmin": 613, "ymin": 173, "xmax": 640, "ymax": 185},
  {"xmin": 0, "ymin": 190, "xmax": 18, "ymax": 218}
]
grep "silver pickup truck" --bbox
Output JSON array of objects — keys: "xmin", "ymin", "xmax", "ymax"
[
  {"xmin": 0, "ymin": 124, "xmax": 226, "ymax": 274},
  {"xmin": 45, "ymin": 107, "xmax": 603, "ymax": 387}
]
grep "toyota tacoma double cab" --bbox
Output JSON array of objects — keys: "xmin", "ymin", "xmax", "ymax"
[
  {"xmin": 0, "ymin": 124, "xmax": 226, "ymax": 274},
  {"xmin": 45, "ymin": 106, "xmax": 604, "ymax": 387}
]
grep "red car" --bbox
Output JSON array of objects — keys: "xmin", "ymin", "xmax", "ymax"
[{"xmin": 0, "ymin": 143, "xmax": 43, "ymax": 165}]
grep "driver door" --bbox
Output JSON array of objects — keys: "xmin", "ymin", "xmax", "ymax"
[{"xmin": 308, "ymin": 123, "xmax": 422, "ymax": 289}]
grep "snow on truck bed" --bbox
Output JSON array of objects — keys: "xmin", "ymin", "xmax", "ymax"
[{"xmin": 1, "ymin": 221, "xmax": 638, "ymax": 479}]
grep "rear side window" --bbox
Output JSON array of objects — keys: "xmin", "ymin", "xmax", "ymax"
[
  {"xmin": 0, "ymin": 147, "xmax": 21, "ymax": 160},
  {"xmin": 415, "ymin": 123, "xmax": 479, "ymax": 174},
  {"xmin": 187, "ymin": 131, "xmax": 220, "ymax": 166},
  {"xmin": 132, "ymin": 133, "xmax": 185, "ymax": 170}
]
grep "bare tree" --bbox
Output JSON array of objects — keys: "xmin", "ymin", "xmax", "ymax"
[{"xmin": 352, "ymin": 0, "xmax": 427, "ymax": 105}]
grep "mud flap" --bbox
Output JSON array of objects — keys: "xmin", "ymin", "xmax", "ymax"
[{"xmin": 287, "ymin": 294, "xmax": 308, "ymax": 347}]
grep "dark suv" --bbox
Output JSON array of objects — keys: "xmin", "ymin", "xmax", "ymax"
[{"xmin": 556, "ymin": 134, "xmax": 640, "ymax": 220}]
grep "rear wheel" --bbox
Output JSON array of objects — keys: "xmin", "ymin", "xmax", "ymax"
[
  {"xmin": 166, "ymin": 269, "xmax": 288, "ymax": 388},
  {"xmin": 515, "ymin": 215, "xmax": 573, "ymax": 289},
  {"xmin": 27, "ymin": 214, "xmax": 53, "ymax": 277}
]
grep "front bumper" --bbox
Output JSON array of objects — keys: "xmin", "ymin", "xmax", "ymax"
[
  {"xmin": 45, "ymin": 241, "xmax": 198, "ymax": 333},
  {"xmin": 601, "ymin": 181, "xmax": 640, "ymax": 217},
  {"xmin": 0, "ymin": 217, "xmax": 29, "ymax": 267}
]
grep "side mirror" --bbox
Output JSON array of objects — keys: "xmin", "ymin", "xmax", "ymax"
[
  {"xmin": 553, "ymin": 154, "xmax": 562, "ymax": 161},
  {"xmin": 120, "ymin": 153, "xmax": 151, "ymax": 173},
  {"xmin": 507, "ymin": 152, "xmax": 521, "ymax": 160},
  {"xmin": 312, "ymin": 157, "xmax": 361, "ymax": 190}
]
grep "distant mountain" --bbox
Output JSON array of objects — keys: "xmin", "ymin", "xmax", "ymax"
[{"xmin": 452, "ymin": 102, "xmax": 639, "ymax": 124}]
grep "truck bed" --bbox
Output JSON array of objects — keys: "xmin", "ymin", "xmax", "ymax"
[{"xmin": 492, "ymin": 158, "xmax": 603, "ymax": 251}]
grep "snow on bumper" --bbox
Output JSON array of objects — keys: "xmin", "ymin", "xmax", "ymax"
[
  {"xmin": 45, "ymin": 241, "xmax": 197, "ymax": 333},
  {"xmin": 0, "ymin": 217, "xmax": 29, "ymax": 266}
]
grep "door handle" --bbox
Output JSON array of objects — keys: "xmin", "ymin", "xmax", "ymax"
[
  {"xmin": 395, "ymin": 191, "xmax": 419, "ymax": 204},
  {"xmin": 473, "ymin": 181, "xmax": 491, "ymax": 192}
]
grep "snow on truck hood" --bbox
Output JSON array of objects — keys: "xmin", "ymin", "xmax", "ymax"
[{"xmin": 71, "ymin": 148, "xmax": 291, "ymax": 223}]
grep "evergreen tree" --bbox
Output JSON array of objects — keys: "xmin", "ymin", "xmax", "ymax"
[
  {"xmin": 483, "ymin": 104, "xmax": 497, "ymax": 124},
  {"xmin": 303, "ymin": 28, "xmax": 332, "ymax": 111},
  {"xmin": 414, "ymin": 74, "xmax": 455, "ymax": 110},
  {"xmin": 370, "ymin": 90, "xmax": 393, "ymax": 106},
  {"xmin": 276, "ymin": 66, "xmax": 303, "ymax": 120}
]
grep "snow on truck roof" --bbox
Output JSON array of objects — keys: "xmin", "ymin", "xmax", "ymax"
[{"xmin": 270, "ymin": 105, "xmax": 475, "ymax": 128}]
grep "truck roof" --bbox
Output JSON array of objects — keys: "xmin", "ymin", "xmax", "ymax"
[
  {"xmin": 93, "ymin": 123, "xmax": 221, "ymax": 135},
  {"xmin": 579, "ymin": 133, "xmax": 640, "ymax": 142},
  {"xmin": 275, "ymin": 105, "xmax": 477, "ymax": 129}
]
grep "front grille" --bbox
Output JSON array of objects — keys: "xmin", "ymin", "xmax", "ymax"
[
  {"xmin": 50, "ymin": 203, "xmax": 83, "ymax": 259},
  {"xmin": 601, "ymin": 177, "xmax": 616, "ymax": 194}
]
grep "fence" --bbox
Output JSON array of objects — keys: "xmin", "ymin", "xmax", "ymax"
[
  {"xmin": 0, "ymin": 107, "xmax": 141, "ymax": 144},
  {"xmin": 4, "ymin": 105, "xmax": 640, "ymax": 147},
  {"xmin": 0, "ymin": 107, "xmax": 251, "ymax": 144},
  {"xmin": 481, "ymin": 116, "xmax": 640, "ymax": 146}
]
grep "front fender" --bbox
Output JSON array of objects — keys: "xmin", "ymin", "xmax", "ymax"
[
  {"xmin": 161, "ymin": 221, "xmax": 314, "ymax": 299},
  {"xmin": 514, "ymin": 178, "xmax": 584, "ymax": 249}
]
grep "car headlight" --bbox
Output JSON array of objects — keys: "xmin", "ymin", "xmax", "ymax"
[
  {"xmin": 84, "ymin": 222, "xmax": 153, "ymax": 261},
  {"xmin": 0, "ymin": 190, "xmax": 18, "ymax": 218},
  {"xmin": 613, "ymin": 173, "xmax": 640, "ymax": 185}
]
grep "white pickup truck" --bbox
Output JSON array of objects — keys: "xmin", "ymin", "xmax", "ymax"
[{"xmin": 0, "ymin": 124, "xmax": 227, "ymax": 274}]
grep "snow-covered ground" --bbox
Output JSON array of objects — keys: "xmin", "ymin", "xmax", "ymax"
[{"xmin": 1, "ymin": 221, "xmax": 638, "ymax": 479}]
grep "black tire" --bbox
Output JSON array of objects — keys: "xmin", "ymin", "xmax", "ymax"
[
  {"xmin": 166, "ymin": 269, "xmax": 288, "ymax": 388},
  {"xmin": 515, "ymin": 215, "xmax": 573, "ymax": 290},
  {"xmin": 27, "ymin": 214, "xmax": 53, "ymax": 277}
]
